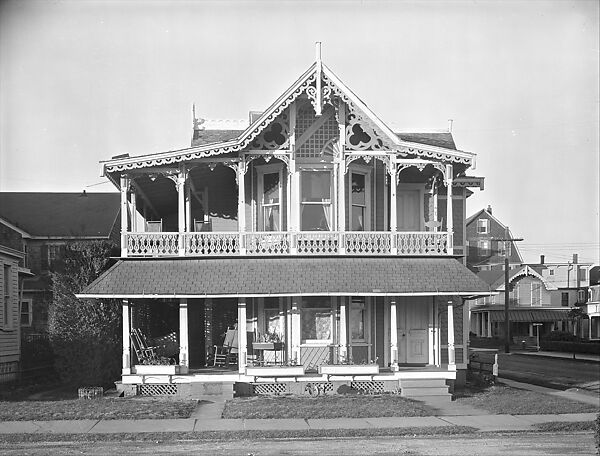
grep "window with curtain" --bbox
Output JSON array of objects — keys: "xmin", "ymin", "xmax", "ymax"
[
  {"xmin": 264, "ymin": 297, "xmax": 282, "ymax": 335},
  {"xmin": 301, "ymin": 297, "xmax": 332, "ymax": 342},
  {"xmin": 351, "ymin": 173, "xmax": 366, "ymax": 231},
  {"xmin": 301, "ymin": 171, "xmax": 331, "ymax": 231},
  {"xmin": 350, "ymin": 297, "xmax": 366, "ymax": 341},
  {"xmin": 261, "ymin": 172, "xmax": 281, "ymax": 231}
]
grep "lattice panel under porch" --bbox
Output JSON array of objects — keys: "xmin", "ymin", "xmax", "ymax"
[
  {"xmin": 252, "ymin": 383, "xmax": 288, "ymax": 395},
  {"xmin": 350, "ymin": 381, "xmax": 385, "ymax": 394},
  {"xmin": 138, "ymin": 384, "xmax": 178, "ymax": 396},
  {"xmin": 296, "ymin": 107, "xmax": 338, "ymax": 158}
]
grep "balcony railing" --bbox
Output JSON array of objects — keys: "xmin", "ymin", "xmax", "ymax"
[{"xmin": 124, "ymin": 231, "xmax": 453, "ymax": 257}]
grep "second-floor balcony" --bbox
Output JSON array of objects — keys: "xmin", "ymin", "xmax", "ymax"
[{"xmin": 125, "ymin": 230, "xmax": 453, "ymax": 257}]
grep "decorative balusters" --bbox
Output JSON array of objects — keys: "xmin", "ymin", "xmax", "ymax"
[
  {"xmin": 245, "ymin": 232, "xmax": 290, "ymax": 255},
  {"xmin": 344, "ymin": 232, "xmax": 391, "ymax": 255},
  {"xmin": 296, "ymin": 232, "xmax": 338, "ymax": 255},
  {"xmin": 186, "ymin": 232, "xmax": 239, "ymax": 255},
  {"xmin": 126, "ymin": 232, "xmax": 179, "ymax": 256},
  {"xmin": 126, "ymin": 231, "xmax": 450, "ymax": 256}
]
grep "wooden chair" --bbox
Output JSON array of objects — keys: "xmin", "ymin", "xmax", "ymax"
[
  {"xmin": 207, "ymin": 326, "xmax": 238, "ymax": 367},
  {"xmin": 130, "ymin": 328, "xmax": 158, "ymax": 364},
  {"xmin": 146, "ymin": 220, "xmax": 163, "ymax": 232}
]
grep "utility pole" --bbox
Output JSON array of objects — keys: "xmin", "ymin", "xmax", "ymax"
[{"xmin": 497, "ymin": 227, "xmax": 523, "ymax": 354}]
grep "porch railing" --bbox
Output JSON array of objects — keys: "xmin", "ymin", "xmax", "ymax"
[{"xmin": 124, "ymin": 231, "xmax": 453, "ymax": 257}]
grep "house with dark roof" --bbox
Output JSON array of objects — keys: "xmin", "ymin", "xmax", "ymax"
[
  {"xmin": 79, "ymin": 46, "xmax": 492, "ymax": 399},
  {"xmin": 0, "ymin": 192, "xmax": 120, "ymax": 336},
  {"xmin": 465, "ymin": 205, "xmax": 523, "ymax": 272}
]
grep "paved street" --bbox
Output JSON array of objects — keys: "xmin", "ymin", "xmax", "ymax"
[
  {"xmin": 499, "ymin": 353, "xmax": 600, "ymax": 392},
  {"xmin": 0, "ymin": 433, "xmax": 596, "ymax": 455}
]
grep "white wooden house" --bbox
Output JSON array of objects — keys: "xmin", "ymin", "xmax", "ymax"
[{"xmin": 79, "ymin": 48, "xmax": 491, "ymax": 398}]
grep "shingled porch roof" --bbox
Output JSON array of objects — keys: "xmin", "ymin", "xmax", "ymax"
[{"xmin": 78, "ymin": 257, "xmax": 491, "ymax": 299}]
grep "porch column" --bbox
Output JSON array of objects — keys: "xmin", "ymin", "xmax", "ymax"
[
  {"xmin": 390, "ymin": 298, "xmax": 398, "ymax": 370},
  {"xmin": 389, "ymin": 156, "xmax": 398, "ymax": 255},
  {"xmin": 177, "ymin": 167, "xmax": 186, "ymax": 256},
  {"xmin": 130, "ymin": 189, "xmax": 137, "ymax": 232},
  {"xmin": 185, "ymin": 179, "xmax": 191, "ymax": 232},
  {"xmin": 339, "ymin": 297, "xmax": 348, "ymax": 362},
  {"xmin": 445, "ymin": 164, "xmax": 454, "ymax": 255},
  {"xmin": 447, "ymin": 300, "xmax": 456, "ymax": 371},
  {"xmin": 291, "ymin": 297, "xmax": 301, "ymax": 365},
  {"xmin": 179, "ymin": 299, "xmax": 189, "ymax": 374},
  {"xmin": 432, "ymin": 180, "xmax": 438, "ymax": 231},
  {"xmin": 286, "ymin": 298, "xmax": 293, "ymax": 361},
  {"xmin": 238, "ymin": 297, "xmax": 247, "ymax": 374},
  {"xmin": 120, "ymin": 175, "xmax": 129, "ymax": 257},
  {"xmin": 337, "ymin": 102, "xmax": 346, "ymax": 254},
  {"xmin": 122, "ymin": 299, "xmax": 131, "ymax": 374},
  {"xmin": 237, "ymin": 162, "xmax": 247, "ymax": 255}
]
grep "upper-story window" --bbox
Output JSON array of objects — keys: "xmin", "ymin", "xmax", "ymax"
[
  {"xmin": 578, "ymin": 268, "xmax": 587, "ymax": 282},
  {"xmin": 497, "ymin": 241, "xmax": 511, "ymax": 257},
  {"xmin": 257, "ymin": 166, "xmax": 282, "ymax": 231},
  {"xmin": 561, "ymin": 292, "xmax": 569, "ymax": 307},
  {"xmin": 477, "ymin": 218, "xmax": 489, "ymax": 234},
  {"xmin": 301, "ymin": 171, "xmax": 332, "ymax": 231},
  {"xmin": 350, "ymin": 170, "xmax": 371, "ymax": 231},
  {"xmin": 478, "ymin": 240, "xmax": 490, "ymax": 257},
  {"xmin": 549, "ymin": 269, "xmax": 555, "ymax": 276}
]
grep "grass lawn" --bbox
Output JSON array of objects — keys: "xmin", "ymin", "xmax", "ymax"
[
  {"xmin": 222, "ymin": 394, "xmax": 435, "ymax": 419},
  {"xmin": 455, "ymin": 384, "xmax": 599, "ymax": 415},
  {"xmin": 0, "ymin": 397, "xmax": 197, "ymax": 421}
]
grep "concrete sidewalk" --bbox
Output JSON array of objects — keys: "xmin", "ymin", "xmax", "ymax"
[
  {"xmin": 511, "ymin": 350, "xmax": 600, "ymax": 363},
  {"xmin": 0, "ymin": 412, "xmax": 597, "ymax": 435}
]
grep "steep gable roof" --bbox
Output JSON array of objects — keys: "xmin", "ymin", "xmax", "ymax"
[
  {"xmin": 478, "ymin": 264, "xmax": 557, "ymax": 291},
  {"xmin": 102, "ymin": 60, "xmax": 476, "ymax": 176},
  {"xmin": 0, "ymin": 192, "xmax": 120, "ymax": 238}
]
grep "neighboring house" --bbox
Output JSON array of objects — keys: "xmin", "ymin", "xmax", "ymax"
[
  {"xmin": 583, "ymin": 284, "xmax": 600, "ymax": 340},
  {"xmin": 466, "ymin": 206, "xmax": 523, "ymax": 272},
  {"xmin": 0, "ymin": 245, "xmax": 32, "ymax": 383},
  {"xmin": 0, "ymin": 192, "xmax": 120, "ymax": 336},
  {"xmin": 79, "ymin": 49, "xmax": 491, "ymax": 398},
  {"xmin": 471, "ymin": 257, "xmax": 593, "ymax": 340}
]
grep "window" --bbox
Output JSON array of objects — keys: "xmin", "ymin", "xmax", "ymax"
[
  {"xmin": 350, "ymin": 172, "xmax": 369, "ymax": 231},
  {"xmin": 42, "ymin": 243, "xmax": 66, "ymax": 271},
  {"xmin": 301, "ymin": 171, "xmax": 332, "ymax": 231},
  {"xmin": 258, "ymin": 170, "xmax": 282, "ymax": 231},
  {"xmin": 301, "ymin": 297, "xmax": 332, "ymax": 343},
  {"xmin": 561, "ymin": 292, "xmax": 569, "ymax": 307},
  {"xmin": 20, "ymin": 299, "xmax": 32, "ymax": 326},
  {"xmin": 478, "ymin": 240, "xmax": 490, "ymax": 257},
  {"xmin": 3, "ymin": 265, "xmax": 10, "ymax": 329},
  {"xmin": 579, "ymin": 268, "xmax": 587, "ymax": 282},
  {"xmin": 264, "ymin": 297, "xmax": 282, "ymax": 336},
  {"xmin": 549, "ymin": 269, "xmax": 555, "ymax": 276},
  {"xmin": 477, "ymin": 219, "xmax": 489, "ymax": 234},
  {"xmin": 578, "ymin": 289, "xmax": 587, "ymax": 304},
  {"xmin": 531, "ymin": 283, "xmax": 542, "ymax": 306},
  {"xmin": 350, "ymin": 297, "xmax": 366, "ymax": 341},
  {"xmin": 497, "ymin": 241, "xmax": 511, "ymax": 257}
]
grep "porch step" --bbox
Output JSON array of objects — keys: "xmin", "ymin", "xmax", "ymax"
[{"xmin": 399, "ymin": 378, "xmax": 451, "ymax": 400}]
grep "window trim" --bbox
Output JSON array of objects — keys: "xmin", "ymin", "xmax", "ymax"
[
  {"xmin": 256, "ymin": 164, "xmax": 284, "ymax": 232},
  {"xmin": 477, "ymin": 218, "xmax": 489, "ymax": 234},
  {"xmin": 348, "ymin": 166, "xmax": 372, "ymax": 231},
  {"xmin": 20, "ymin": 298, "xmax": 32, "ymax": 327}
]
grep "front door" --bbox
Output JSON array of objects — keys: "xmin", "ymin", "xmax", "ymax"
[
  {"xmin": 397, "ymin": 298, "xmax": 429, "ymax": 364},
  {"xmin": 396, "ymin": 189, "xmax": 422, "ymax": 231}
]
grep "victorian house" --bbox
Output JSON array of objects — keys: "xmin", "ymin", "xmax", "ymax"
[{"xmin": 80, "ymin": 48, "xmax": 491, "ymax": 398}]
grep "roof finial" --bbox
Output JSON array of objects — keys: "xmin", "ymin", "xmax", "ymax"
[
  {"xmin": 316, "ymin": 41, "xmax": 322, "ymax": 64},
  {"xmin": 448, "ymin": 119, "xmax": 453, "ymax": 132}
]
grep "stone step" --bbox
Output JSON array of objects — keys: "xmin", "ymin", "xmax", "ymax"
[
  {"xmin": 400, "ymin": 387, "xmax": 450, "ymax": 396},
  {"xmin": 399, "ymin": 379, "xmax": 448, "ymax": 388}
]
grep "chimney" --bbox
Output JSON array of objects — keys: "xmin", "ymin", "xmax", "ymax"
[
  {"xmin": 540, "ymin": 255, "xmax": 545, "ymax": 265},
  {"xmin": 487, "ymin": 205, "xmax": 492, "ymax": 214},
  {"xmin": 573, "ymin": 253, "xmax": 578, "ymax": 264}
]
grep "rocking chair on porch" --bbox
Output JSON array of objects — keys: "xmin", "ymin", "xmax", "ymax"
[
  {"xmin": 130, "ymin": 328, "xmax": 158, "ymax": 364},
  {"xmin": 207, "ymin": 326, "xmax": 238, "ymax": 367}
]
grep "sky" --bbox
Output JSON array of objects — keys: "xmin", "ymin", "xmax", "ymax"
[{"xmin": 1, "ymin": 0, "xmax": 598, "ymax": 265}]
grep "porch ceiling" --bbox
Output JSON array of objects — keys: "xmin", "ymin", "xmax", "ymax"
[{"xmin": 78, "ymin": 257, "xmax": 491, "ymax": 299}]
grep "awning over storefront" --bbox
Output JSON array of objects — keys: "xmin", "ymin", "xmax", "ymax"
[
  {"xmin": 486, "ymin": 309, "xmax": 570, "ymax": 323},
  {"xmin": 77, "ymin": 257, "xmax": 492, "ymax": 299}
]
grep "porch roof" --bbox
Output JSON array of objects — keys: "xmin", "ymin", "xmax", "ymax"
[
  {"xmin": 77, "ymin": 257, "xmax": 491, "ymax": 299},
  {"xmin": 478, "ymin": 308, "xmax": 571, "ymax": 322}
]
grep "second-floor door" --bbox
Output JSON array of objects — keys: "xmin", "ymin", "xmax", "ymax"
[{"xmin": 396, "ymin": 189, "xmax": 422, "ymax": 231}]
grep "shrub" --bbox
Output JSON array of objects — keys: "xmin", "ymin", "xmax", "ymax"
[
  {"xmin": 48, "ymin": 241, "xmax": 121, "ymax": 387},
  {"xmin": 542, "ymin": 331, "xmax": 578, "ymax": 342},
  {"xmin": 595, "ymin": 413, "xmax": 600, "ymax": 455}
]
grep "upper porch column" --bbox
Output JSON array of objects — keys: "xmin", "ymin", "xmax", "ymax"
[
  {"xmin": 445, "ymin": 164, "xmax": 454, "ymax": 254},
  {"xmin": 447, "ymin": 299, "xmax": 456, "ymax": 371},
  {"xmin": 237, "ymin": 161, "xmax": 247, "ymax": 255},
  {"xmin": 390, "ymin": 156, "xmax": 398, "ymax": 255},
  {"xmin": 177, "ymin": 166, "xmax": 187, "ymax": 256},
  {"xmin": 337, "ymin": 101, "xmax": 346, "ymax": 254},
  {"xmin": 120, "ymin": 175, "xmax": 129, "ymax": 258},
  {"xmin": 288, "ymin": 101, "xmax": 298, "ymax": 254}
]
